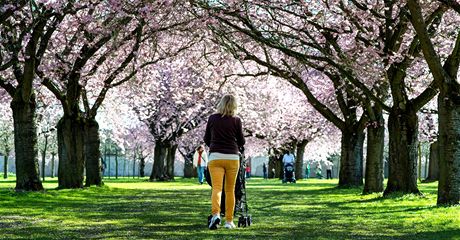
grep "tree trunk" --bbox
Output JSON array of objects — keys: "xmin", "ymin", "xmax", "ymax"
[
  {"xmin": 108, "ymin": 154, "xmax": 111, "ymax": 178},
  {"xmin": 123, "ymin": 157, "xmax": 126, "ymax": 177},
  {"xmin": 363, "ymin": 110, "xmax": 385, "ymax": 194},
  {"xmin": 384, "ymin": 107, "xmax": 420, "ymax": 195},
  {"xmin": 50, "ymin": 152, "xmax": 55, "ymax": 178},
  {"xmin": 11, "ymin": 97, "xmax": 43, "ymax": 191},
  {"xmin": 183, "ymin": 151, "xmax": 195, "ymax": 178},
  {"xmin": 338, "ymin": 127, "xmax": 365, "ymax": 187},
  {"xmin": 132, "ymin": 152, "xmax": 136, "ymax": 179},
  {"xmin": 424, "ymin": 150, "xmax": 429, "ymax": 180},
  {"xmin": 295, "ymin": 140, "xmax": 308, "ymax": 180},
  {"xmin": 41, "ymin": 135, "xmax": 48, "ymax": 182},
  {"xmin": 3, "ymin": 153, "xmax": 8, "ymax": 179},
  {"xmin": 104, "ymin": 145, "xmax": 109, "ymax": 178},
  {"xmin": 115, "ymin": 148, "xmax": 118, "ymax": 179},
  {"xmin": 267, "ymin": 155, "xmax": 276, "ymax": 178},
  {"xmin": 41, "ymin": 151, "xmax": 45, "ymax": 182},
  {"xmin": 150, "ymin": 141, "xmax": 169, "ymax": 181},
  {"xmin": 3, "ymin": 146, "xmax": 9, "ymax": 179},
  {"xmin": 277, "ymin": 154, "xmax": 283, "ymax": 180},
  {"xmin": 424, "ymin": 141, "xmax": 439, "ymax": 182},
  {"xmin": 165, "ymin": 144, "xmax": 177, "ymax": 180},
  {"xmin": 140, "ymin": 157, "xmax": 145, "ymax": 178},
  {"xmin": 57, "ymin": 117, "xmax": 85, "ymax": 189},
  {"xmin": 85, "ymin": 119, "xmax": 102, "ymax": 186},
  {"xmin": 418, "ymin": 143, "xmax": 422, "ymax": 181},
  {"xmin": 268, "ymin": 154, "xmax": 277, "ymax": 179},
  {"xmin": 268, "ymin": 148, "xmax": 281, "ymax": 179},
  {"xmin": 437, "ymin": 88, "xmax": 460, "ymax": 205}
]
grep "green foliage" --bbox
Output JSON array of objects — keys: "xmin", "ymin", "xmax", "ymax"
[{"xmin": 0, "ymin": 178, "xmax": 458, "ymax": 239}]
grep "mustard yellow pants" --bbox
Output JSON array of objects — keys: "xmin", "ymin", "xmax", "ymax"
[{"xmin": 208, "ymin": 159, "xmax": 239, "ymax": 222}]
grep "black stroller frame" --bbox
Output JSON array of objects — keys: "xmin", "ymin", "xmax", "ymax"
[
  {"xmin": 235, "ymin": 152, "xmax": 252, "ymax": 227},
  {"xmin": 206, "ymin": 150, "xmax": 252, "ymax": 228},
  {"xmin": 282, "ymin": 162, "xmax": 296, "ymax": 184}
]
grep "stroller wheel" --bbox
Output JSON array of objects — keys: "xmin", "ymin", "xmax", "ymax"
[
  {"xmin": 240, "ymin": 216, "xmax": 248, "ymax": 227},
  {"xmin": 238, "ymin": 216, "xmax": 244, "ymax": 228}
]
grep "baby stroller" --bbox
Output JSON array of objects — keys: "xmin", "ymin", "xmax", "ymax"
[
  {"xmin": 206, "ymin": 150, "xmax": 252, "ymax": 228},
  {"xmin": 235, "ymin": 154, "xmax": 252, "ymax": 227},
  {"xmin": 282, "ymin": 163, "xmax": 296, "ymax": 183}
]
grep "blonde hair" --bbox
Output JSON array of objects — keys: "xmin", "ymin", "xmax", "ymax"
[{"xmin": 216, "ymin": 94, "xmax": 238, "ymax": 117}]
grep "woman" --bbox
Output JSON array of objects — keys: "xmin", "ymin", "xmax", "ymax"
[
  {"xmin": 204, "ymin": 94, "xmax": 245, "ymax": 230},
  {"xmin": 192, "ymin": 145, "xmax": 208, "ymax": 184}
]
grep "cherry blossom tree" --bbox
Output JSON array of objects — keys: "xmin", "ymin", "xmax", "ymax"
[
  {"xmin": 418, "ymin": 102, "xmax": 439, "ymax": 182},
  {"xmin": 0, "ymin": 0, "xmax": 79, "ymax": 190},
  {"xmin": 36, "ymin": 0, "xmax": 198, "ymax": 188},
  {"xmin": 192, "ymin": 0, "xmax": 450, "ymax": 194},
  {"xmin": 177, "ymin": 125, "xmax": 206, "ymax": 178},
  {"xmin": 231, "ymin": 75, "xmax": 335, "ymax": 179},
  {"xmin": 0, "ymin": 89, "xmax": 13, "ymax": 179},
  {"xmin": 192, "ymin": 1, "xmax": 372, "ymax": 188},
  {"xmin": 407, "ymin": 0, "xmax": 460, "ymax": 205},
  {"xmin": 128, "ymin": 55, "xmax": 223, "ymax": 181},
  {"xmin": 122, "ymin": 124, "xmax": 154, "ymax": 178},
  {"xmin": 94, "ymin": 87, "xmax": 151, "ymax": 179},
  {"xmin": 36, "ymin": 87, "xmax": 60, "ymax": 181}
]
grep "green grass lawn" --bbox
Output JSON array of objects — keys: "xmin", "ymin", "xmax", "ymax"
[{"xmin": 0, "ymin": 177, "xmax": 459, "ymax": 240}]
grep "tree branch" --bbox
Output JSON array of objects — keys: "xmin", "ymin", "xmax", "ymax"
[
  {"xmin": 407, "ymin": 0, "xmax": 450, "ymax": 86},
  {"xmin": 37, "ymin": 71, "xmax": 65, "ymax": 102},
  {"xmin": 0, "ymin": 76, "xmax": 16, "ymax": 96},
  {"xmin": 438, "ymin": 0, "xmax": 460, "ymax": 14},
  {"xmin": 411, "ymin": 81, "xmax": 439, "ymax": 110}
]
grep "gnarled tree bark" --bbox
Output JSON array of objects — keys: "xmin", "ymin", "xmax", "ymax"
[
  {"xmin": 140, "ymin": 156, "xmax": 146, "ymax": 178},
  {"xmin": 295, "ymin": 140, "xmax": 308, "ymax": 180},
  {"xmin": 12, "ymin": 96, "xmax": 43, "ymax": 191},
  {"xmin": 384, "ymin": 107, "xmax": 420, "ymax": 195},
  {"xmin": 85, "ymin": 119, "xmax": 102, "ymax": 186},
  {"xmin": 165, "ymin": 144, "xmax": 177, "ymax": 180},
  {"xmin": 57, "ymin": 117, "xmax": 85, "ymax": 189},
  {"xmin": 339, "ymin": 126, "xmax": 365, "ymax": 187},
  {"xmin": 424, "ymin": 141, "xmax": 439, "ymax": 182},
  {"xmin": 363, "ymin": 109, "xmax": 385, "ymax": 194},
  {"xmin": 150, "ymin": 140, "xmax": 170, "ymax": 181},
  {"xmin": 437, "ymin": 84, "xmax": 460, "ymax": 204},
  {"xmin": 407, "ymin": 0, "xmax": 460, "ymax": 205}
]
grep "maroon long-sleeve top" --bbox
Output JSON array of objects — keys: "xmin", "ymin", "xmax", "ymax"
[{"xmin": 204, "ymin": 113, "xmax": 245, "ymax": 154}]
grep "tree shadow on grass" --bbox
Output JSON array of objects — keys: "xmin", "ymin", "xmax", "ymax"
[
  {"xmin": 398, "ymin": 229, "xmax": 460, "ymax": 240},
  {"xmin": 0, "ymin": 217, "xmax": 415, "ymax": 240},
  {"xmin": 0, "ymin": 179, "xmax": 454, "ymax": 240},
  {"xmin": 102, "ymin": 178, "xmax": 150, "ymax": 183},
  {"xmin": 0, "ymin": 179, "xmax": 16, "ymax": 184}
]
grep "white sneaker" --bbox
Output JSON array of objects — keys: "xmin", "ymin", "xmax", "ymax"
[
  {"xmin": 224, "ymin": 221, "xmax": 236, "ymax": 229},
  {"xmin": 208, "ymin": 215, "xmax": 220, "ymax": 230}
]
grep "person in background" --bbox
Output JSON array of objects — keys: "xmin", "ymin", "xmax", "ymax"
[
  {"xmin": 305, "ymin": 162, "xmax": 310, "ymax": 179},
  {"xmin": 204, "ymin": 94, "xmax": 245, "ymax": 230},
  {"xmin": 245, "ymin": 164, "xmax": 251, "ymax": 179},
  {"xmin": 282, "ymin": 150, "xmax": 295, "ymax": 168},
  {"xmin": 316, "ymin": 163, "xmax": 323, "ymax": 179},
  {"xmin": 193, "ymin": 145, "xmax": 208, "ymax": 184},
  {"xmin": 326, "ymin": 161, "xmax": 333, "ymax": 179},
  {"xmin": 263, "ymin": 163, "xmax": 268, "ymax": 179},
  {"xmin": 100, "ymin": 156, "xmax": 106, "ymax": 178}
]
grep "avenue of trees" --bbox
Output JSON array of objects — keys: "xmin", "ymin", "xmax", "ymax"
[{"xmin": 0, "ymin": 0, "xmax": 459, "ymax": 206}]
